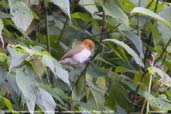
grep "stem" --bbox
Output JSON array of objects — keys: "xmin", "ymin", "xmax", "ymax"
[
  {"xmin": 141, "ymin": 99, "xmax": 147, "ymax": 114},
  {"xmin": 146, "ymin": 74, "xmax": 153, "ymax": 114},
  {"xmin": 58, "ymin": 18, "xmax": 68, "ymax": 42},
  {"xmin": 154, "ymin": 37, "xmax": 171, "ymax": 64},
  {"xmin": 134, "ymin": 0, "xmax": 160, "ymax": 100},
  {"xmin": 43, "ymin": 0, "xmax": 50, "ymax": 53}
]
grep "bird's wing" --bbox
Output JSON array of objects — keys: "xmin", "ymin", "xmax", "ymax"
[{"xmin": 60, "ymin": 45, "xmax": 84, "ymax": 60}]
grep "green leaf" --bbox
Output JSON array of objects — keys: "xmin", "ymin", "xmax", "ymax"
[
  {"xmin": 71, "ymin": 12, "xmax": 91, "ymax": 23},
  {"xmin": 131, "ymin": 7, "xmax": 171, "ymax": 28},
  {"xmin": 122, "ymin": 31, "xmax": 144, "ymax": 58},
  {"xmin": 16, "ymin": 66, "xmax": 39, "ymax": 114},
  {"xmin": 51, "ymin": 0, "xmax": 71, "ymax": 21},
  {"xmin": 118, "ymin": 0, "xmax": 136, "ymax": 13},
  {"xmin": 103, "ymin": 39, "xmax": 144, "ymax": 67},
  {"xmin": 3, "ymin": 97, "xmax": 13, "ymax": 110},
  {"xmin": 9, "ymin": 0, "xmax": 33, "ymax": 32},
  {"xmin": 105, "ymin": 78, "xmax": 130, "ymax": 111},
  {"xmin": 72, "ymin": 75, "xmax": 85, "ymax": 101},
  {"xmin": 36, "ymin": 88, "xmax": 56, "ymax": 114},
  {"xmin": 103, "ymin": 0, "xmax": 129, "ymax": 30},
  {"xmin": 87, "ymin": 63, "xmax": 108, "ymax": 77},
  {"xmin": 87, "ymin": 81, "xmax": 105, "ymax": 109},
  {"xmin": 41, "ymin": 55, "xmax": 70, "ymax": 85}
]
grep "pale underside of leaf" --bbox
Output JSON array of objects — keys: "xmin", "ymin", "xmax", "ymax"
[
  {"xmin": 103, "ymin": 39, "xmax": 144, "ymax": 67},
  {"xmin": 9, "ymin": 0, "xmax": 33, "ymax": 32},
  {"xmin": 131, "ymin": 7, "xmax": 171, "ymax": 28}
]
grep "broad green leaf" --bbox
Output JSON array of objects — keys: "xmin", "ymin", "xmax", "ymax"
[
  {"xmin": 41, "ymin": 55, "xmax": 70, "ymax": 85},
  {"xmin": 72, "ymin": 75, "xmax": 85, "ymax": 101},
  {"xmin": 40, "ymin": 84, "xmax": 67, "ymax": 105},
  {"xmin": 131, "ymin": 7, "xmax": 171, "ymax": 28},
  {"xmin": 0, "ymin": 52, "xmax": 8, "ymax": 67},
  {"xmin": 103, "ymin": 39, "xmax": 144, "ymax": 67},
  {"xmin": 36, "ymin": 88, "xmax": 56, "ymax": 114},
  {"xmin": 87, "ymin": 81, "xmax": 105, "ymax": 109},
  {"xmin": 51, "ymin": 0, "xmax": 71, "ymax": 21},
  {"xmin": 105, "ymin": 78, "xmax": 130, "ymax": 111},
  {"xmin": 87, "ymin": 63, "xmax": 108, "ymax": 77},
  {"xmin": 16, "ymin": 66, "xmax": 39, "ymax": 114},
  {"xmin": 122, "ymin": 31, "xmax": 144, "ymax": 58},
  {"xmin": 103, "ymin": 0, "xmax": 129, "ymax": 30},
  {"xmin": 7, "ymin": 46, "xmax": 28, "ymax": 71},
  {"xmin": 118, "ymin": 0, "xmax": 136, "ymax": 13},
  {"xmin": 9, "ymin": 0, "xmax": 33, "ymax": 32},
  {"xmin": 3, "ymin": 97, "xmax": 13, "ymax": 110},
  {"xmin": 71, "ymin": 12, "xmax": 91, "ymax": 23}
]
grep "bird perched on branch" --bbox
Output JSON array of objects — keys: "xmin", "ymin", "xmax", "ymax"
[{"xmin": 59, "ymin": 39, "xmax": 95, "ymax": 65}]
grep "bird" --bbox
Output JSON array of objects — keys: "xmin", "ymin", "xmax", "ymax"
[{"xmin": 59, "ymin": 39, "xmax": 95, "ymax": 65}]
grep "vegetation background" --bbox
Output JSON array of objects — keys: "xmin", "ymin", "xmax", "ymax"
[{"xmin": 0, "ymin": 0, "xmax": 171, "ymax": 113}]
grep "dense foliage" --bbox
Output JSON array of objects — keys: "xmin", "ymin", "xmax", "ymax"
[{"xmin": 0, "ymin": 0, "xmax": 171, "ymax": 113}]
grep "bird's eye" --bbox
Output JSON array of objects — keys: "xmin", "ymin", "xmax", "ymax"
[{"xmin": 87, "ymin": 45, "xmax": 91, "ymax": 49}]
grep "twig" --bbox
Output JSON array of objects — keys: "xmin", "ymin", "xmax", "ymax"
[
  {"xmin": 154, "ymin": 37, "xmax": 171, "ymax": 64},
  {"xmin": 140, "ymin": 99, "xmax": 147, "ymax": 114},
  {"xmin": 43, "ymin": 0, "xmax": 50, "ymax": 53},
  {"xmin": 146, "ymin": 74, "xmax": 153, "ymax": 114},
  {"xmin": 58, "ymin": 18, "xmax": 68, "ymax": 42}
]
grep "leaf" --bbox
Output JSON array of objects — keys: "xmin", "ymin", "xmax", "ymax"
[
  {"xmin": 131, "ymin": 7, "xmax": 171, "ymax": 28},
  {"xmin": 87, "ymin": 81, "xmax": 105, "ymax": 109},
  {"xmin": 122, "ymin": 31, "xmax": 144, "ymax": 58},
  {"xmin": 3, "ymin": 97, "xmax": 13, "ymax": 110},
  {"xmin": 40, "ymin": 84, "xmax": 67, "ymax": 105},
  {"xmin": 103, "ymin": 39, "xmax": 144, "ymax": 67},
  {"xmin": 87, "ymin": 63, "xmax": 108, "ymax": 77},
  {"xmin": 0, "ymin": 11, "xmax": 12, "ymax": 18},
  {"xmin": 51, "ymin": 0, "xmax": 71, "ymax": 21},
  {"xmin": 158, "ymin": 7, "xmax": 171, "ymax": 44},
  {"xmin": 72, "ymin": 75, "xmax": 85, "ymax": 101},
  {"xmin": 105, "ymin": 78, "xmax": 130, "ymax": 111},
  {"xmin": 71, "ymin": 12, "xmax": 91, "ymax": 23},
  {"xmin": 7, "ymin": 45, "xmax": 28, "ymax": 71},
  {"xmin": 16, "ymin": 66, "xmax": 39, "ymax": 114},
  {"xmin": 41, "ymin": 55, "xmax": 70, "ymax": 85},
  {"xmin": 79, "ymin": 0, "xmax": 98, "ymax": 15},
  {"xmin": 9, "ymin": 0, "xmax": 33, "ymax": 32},
  {"xmin": 36, "ymin": 88, "xmax": 56, "ymax": 114},
  {"xmin": 103, "ymin": 0, "xmax": 129, "ymax": 30},
  {"xmin": 148, "ymin": 67, "xmax": 171, "ymax": 87}
]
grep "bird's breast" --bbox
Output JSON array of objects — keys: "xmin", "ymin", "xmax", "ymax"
[{"xmin": 72, "ymin": 48, "xmax": 91, "ymax": 63}]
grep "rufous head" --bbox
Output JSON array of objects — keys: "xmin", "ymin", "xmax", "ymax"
[{"xmin": 81, "ymin": 39, "xmax": 95, "ymax": 50}]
